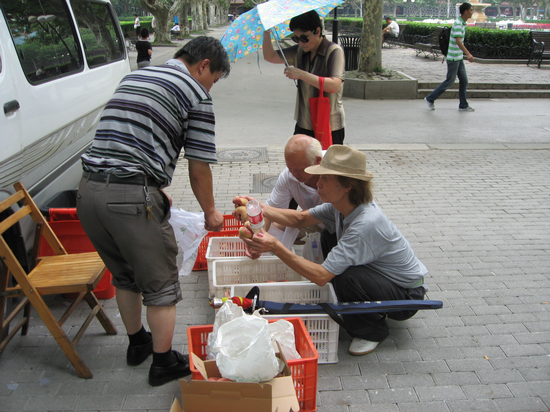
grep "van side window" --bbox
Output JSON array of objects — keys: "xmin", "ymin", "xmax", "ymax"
[
  {"xmin": 71, "ymin": 0, "xmax": 125, "ymax": 68},
  {"xmin": 1, "ymin": 0, "xmax": 84, "ymax": 84}
]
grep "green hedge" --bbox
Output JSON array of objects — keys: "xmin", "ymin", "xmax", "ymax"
[
  {"xmin": 464, "ymin": 26, "xmax": 530, "ymax": 49},
  {"xmin": 120, "ymin": 20, "xmax": 152, "ymax": 36}
]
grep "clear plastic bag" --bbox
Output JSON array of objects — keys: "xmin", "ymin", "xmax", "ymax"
[
  {"xmin": 302, "ymin": 232, "xmax": 324, "ymax": 264},
  {"xmin": 168, "ymin": 208, "xmax": 208, "ymax": 276}
]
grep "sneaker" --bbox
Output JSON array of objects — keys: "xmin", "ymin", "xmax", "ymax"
[
  {"xmin": 349, "ymin": 338, "xmax": 379, "ymax": 356},
  {"xmin": 127, "ymin": 332, "xmax": 153, "ymax": 366},
  {"xmin": 148, "ymin": 351, "xmax": 191, "ymax": 386},
  {"xmin": 459, "ymin": 106, "xmax": 475, "ymax": 112},
  {"xmin": 424, "ymin": 97, "xmax": 435, "ymax": 110}
]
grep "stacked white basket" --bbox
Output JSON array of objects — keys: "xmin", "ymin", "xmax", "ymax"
[
  {"xmin": 230, "ymin": 283, "xmax": 340, "ymax": 364},
  {"xmin": 206, "ymin": 236, "xmax": 340, "ymax": 364},
  {"xmin": 205, "ymin": 237, "xmax": 280, "ymax": 297}
]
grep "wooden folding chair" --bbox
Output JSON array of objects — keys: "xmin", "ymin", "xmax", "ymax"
[{"xmin": 0, "ymin": 182, "xmax": 117, "ymax": 378}]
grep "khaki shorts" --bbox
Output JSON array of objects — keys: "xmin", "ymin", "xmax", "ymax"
[{"xmin": 77, "ymin": 176, "xmax": 181, "ymax": 306}]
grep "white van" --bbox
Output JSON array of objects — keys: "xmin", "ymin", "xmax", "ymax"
[{"xmin": 0, "ymin": 0, "xmax": 131, "ymax": 208}]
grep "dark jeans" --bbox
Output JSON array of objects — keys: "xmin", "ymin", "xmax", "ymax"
[
  {"xmin": 426, "ymin": 59, "xmax": 469, "ymax": 109},
  {"xmin": 321, "ymin": 229, "xmax": 425, "ymax": 342},
  {"xmin": 294, "ymin": 124, "xmax": 345, "ymax": 145}
]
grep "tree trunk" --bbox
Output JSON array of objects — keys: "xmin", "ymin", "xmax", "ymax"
[
  {"xmin": 140, "ymin": 0, "xmax": 184, "ymax": 44},
  {"xmin": 180, "ymin": 1, "xmax": 190, "ymax": 37},
  {"xmin": 359, "ymin": 0, "xmax": 383, "ymax": 73}
]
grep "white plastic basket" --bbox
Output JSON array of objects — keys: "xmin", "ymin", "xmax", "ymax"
[
  {"xmin": 230, "ymin": 283, "xmax": 340, "ymax": 364},
  {"xmin": 211, "ymin": 258, "xmax": 310, "ymax": 298},
  {"xmin": 205, "ymin": 237, "xmax": 278, "ymax": 297}
]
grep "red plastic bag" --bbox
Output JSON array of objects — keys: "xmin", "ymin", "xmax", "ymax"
[{"xmin": 309, "ymin": 76, "xmax": 333, "ymax": 149}]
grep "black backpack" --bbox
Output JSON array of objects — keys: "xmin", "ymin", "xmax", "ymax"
[{"xmin": 438, "ymin": 26, "xmax": 451, "ymax": 57}]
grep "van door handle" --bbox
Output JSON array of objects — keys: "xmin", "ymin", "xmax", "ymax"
[{"xmin": 4, "ymin": 100, "xmax": 20, "ymax": 115}]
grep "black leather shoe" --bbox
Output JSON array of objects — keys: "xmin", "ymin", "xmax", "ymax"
[
  {"xmin": 127, "ymin": 332, "xmax": 153, "ymax": 366},
  {"xmin": 148, "ymin": 351, "xmax": 191, "ymax": 387}
]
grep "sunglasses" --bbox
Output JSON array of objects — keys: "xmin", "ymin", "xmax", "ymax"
[{"xmin": 291, "ymin": 30, "xmax": 316, "ymax": 44}]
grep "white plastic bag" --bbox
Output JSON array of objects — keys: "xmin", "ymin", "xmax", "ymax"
[
  {"xmin": 268, "ymin": 319, "xmax": 301, "ymax": 361},
  {"xmin": 206, "ymin": 301, "xmax": 245, "ymax": 360},
  {"xmin": 213, "ymin": 315, "xmax": 283, "ymax": 382},
  {"xmin": 168, "ymin": 208, "xmax": 208, "ymax": 276},
  {"xmin": 302, "ymin": 232, "xmax": 324, "ymax": 264},
  {"xmin": 267, "ymin": 226, "xmax": 300, "ymax": 251}
]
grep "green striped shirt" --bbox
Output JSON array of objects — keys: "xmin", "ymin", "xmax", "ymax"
[{"xmin": 447, "ymin": 18, "xmax": 466, "ymax": 61}]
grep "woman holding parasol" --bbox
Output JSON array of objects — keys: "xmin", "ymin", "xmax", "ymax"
[{"xmin": 262, "ymin": 10, "xmax": 346, "ymax": 145}]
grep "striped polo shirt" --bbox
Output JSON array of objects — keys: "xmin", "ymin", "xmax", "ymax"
[
  {"xmin": 447, "ymin": 17, "xmax": 467, "ymax": 61},
  {"xmin": 81, "ymin": 59, "xmax": 217, "ymax": 187}
]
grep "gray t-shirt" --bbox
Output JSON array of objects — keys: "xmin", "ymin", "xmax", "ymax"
[{"xmin": 309, "ymin": 202, "xmax": 428, "ymax": 289}]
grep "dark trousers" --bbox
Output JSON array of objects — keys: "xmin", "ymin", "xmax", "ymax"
[
  {"xmin": 294, "ymin": 124, "xmax": 345, "ymax": 145},
  {"xmin": 321, "ymin": 229, "xmax": 425, "ymax": 342},
  {"xmin": 426, "ymin": 59, "xmax": 469, "ymax": 109}
]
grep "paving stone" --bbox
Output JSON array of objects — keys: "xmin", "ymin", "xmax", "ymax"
[
  {"xmin": 122, "ymin": 394, "xmax": 174, "ymax": 410},
  {"xmin": 494, "ymin": 396, "xmax": 548, "ymax": 412},
  {"xmin": 416, "ymin": 385, "xmax": 466, "ymax": 402},
  {"xmin": 445, "ymin": 399, "xmax": 501, "ymax": 412},
  {"xmin": 317, "ymin": 389, "xmax": 371, "ymax": 406},
  {"xmin": 476, "ymin": 368, "xmax": 526, "ymax": 384},
  {"xmin": 24, "ymin": 395, "xmax": 78, "ymax": 410},
  {"xmin": 461, "ymin": 383, "xmax": 513, "ymax": 399}
]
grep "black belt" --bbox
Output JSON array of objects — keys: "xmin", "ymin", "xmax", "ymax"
[{"xmin": 83, "ymin": 172, "xmax": 158, "ymax": 186}]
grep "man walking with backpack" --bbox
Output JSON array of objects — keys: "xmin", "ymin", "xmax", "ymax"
[{"xmin": 424, "ymin": 2, "xmax": 475, "ymax": 112}]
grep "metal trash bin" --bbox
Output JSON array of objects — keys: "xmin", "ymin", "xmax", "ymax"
[{"xmin": 339, "ymin": 35, "xmax": 361, "ymax": 71}]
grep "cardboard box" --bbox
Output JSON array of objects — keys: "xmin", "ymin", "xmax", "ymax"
[{"xmin": 172, "ymin": 351, "xmax": 300, "ymax": 412}]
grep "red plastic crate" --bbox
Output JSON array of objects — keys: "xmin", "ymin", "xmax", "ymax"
[
  {"xmin": 192, "ymin": 214, "xmax": 241, "ymax": 271},
  {"xmin": 38, "ymin": 219, "xmax": 115, "ymax": 299},
  {"xmin": 49, "ymin": 208, "xmax": 78, "ymax": 221},
  {"xmin": 187, "ymin": 317, "xmax": 319, "ymax": 412}
]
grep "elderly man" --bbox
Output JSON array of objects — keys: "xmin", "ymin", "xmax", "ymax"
[
  {"xmin": 239, "ymin": 145, "xmax": 428, "ymax": 356},
  {"xmin": 77, "ymin": 37, "xmax": 230, "ymax": 386},
  {"xmin": 265, "ymin": 134, "xmax": 324, "ymax": 242},
  {"xmin": 234, "ymin": 135, "xmax": 323, "ymax": 246}
]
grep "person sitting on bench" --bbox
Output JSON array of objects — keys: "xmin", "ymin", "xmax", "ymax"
[
  {"xmin": 238, "ymin": 145, "xmax": 428, "ymax": 356},
  {"xmin": 382, "ymin": 16, "xmax": 399, "ymax": 46}
]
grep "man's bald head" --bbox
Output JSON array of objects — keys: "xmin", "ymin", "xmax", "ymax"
[
  {"xmin": 284, "ymin": 135, "xmax": 323, "ymax": 184},
  {"xmin": 284, "ymin": 134, "xmax": 322, "ymax": 165}
]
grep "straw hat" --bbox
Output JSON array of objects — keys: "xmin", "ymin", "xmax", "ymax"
[{"xmin": 304, "ymin": 145, "xmax": 375, "ymax": 181}]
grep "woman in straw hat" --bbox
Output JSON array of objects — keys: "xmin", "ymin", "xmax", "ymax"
[{"xmin": 238, "ymin": 145, "xmax": 428, "ymax": 356}]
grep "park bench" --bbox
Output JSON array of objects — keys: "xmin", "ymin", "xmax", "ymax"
[
  {"xmin": 413, "ymin": 26, "xmax": 444, "ymax": 60},
  {"xmin": 474, "ymin": 22, "xmax": 497, "ymax": 29},
  {"xmin": 340, "ymin": 20, "xmax": 361, "ymax": 35},
  {"xmin": 528, "ymin": 31, "xmax": 550, "ymax": 68},
  {"xmin": 125, "ymin": 32, "xmax": 137, "ymax": 51}
]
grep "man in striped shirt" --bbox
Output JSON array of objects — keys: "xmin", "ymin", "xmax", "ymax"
[
  {"xmin": 77, "ymin": 37, "xmax": 230, "ymax": 386},
  {"xmin": 425, "ymin": 3, "xmax": 475, "ymax": 112}
]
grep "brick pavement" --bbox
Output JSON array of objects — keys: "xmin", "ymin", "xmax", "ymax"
[
  {"xmin": 1, "ymin": 24, "xmax": 549, "ymax": 412},
  {"xmin": 2, "ymin": 144, "xmax": 548, "ymax": 412},
  {"xmin": 380, "ymin": 46, "xmax": 550, "ymax": 84}
]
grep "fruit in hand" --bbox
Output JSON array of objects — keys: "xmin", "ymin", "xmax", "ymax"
[
  {"xmin": 239, "ymin": 224, "xmax": 253, "ymax": 239},
  {"xmin": 232, "ymin": 195, "xmax": 248, "ymax": 207},
  {"xmin": 235, "ymin": 205, "xmax": 248, "ymax": 221}
]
